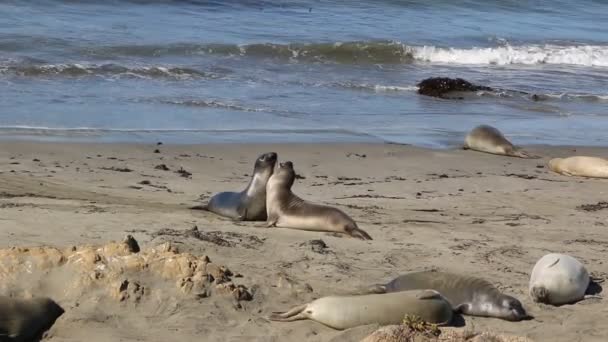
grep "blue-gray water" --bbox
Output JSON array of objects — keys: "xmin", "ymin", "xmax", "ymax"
[{"xmin": 1, "ymin": 0, "xmax": 607, "ymax": 147}]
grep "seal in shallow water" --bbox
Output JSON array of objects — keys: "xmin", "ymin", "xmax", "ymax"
[
  {"xmin": 265, "ymin": 161, "xmax": 372, "ymax": 240},
  {"xmin": 0, "ymin": 296, "xmax": 64, "ymax": 341},
  {"xmin": 548, "ymin": 156, "xmax": 608, "ymax": 178},
  {"xmin": 464, "ymin": 125, "xmax": 538, "ymax": 158},
  {"xmin": 529, "ymin": 253, "xmax": 596, "ymax": 305},
  {"xmin": 366, "ymin": 271, "xmax": 530, "ymax": 321},
  {"xmin": 205, "ymin": 152, "xmax": 277, "ymax": 220},
  {"xmin": 268, "ymin": 289, "xmax": 452, "ymax": 330}
]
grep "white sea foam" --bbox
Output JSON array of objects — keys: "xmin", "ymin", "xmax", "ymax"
[{"xmin": 409, "ymin": 44, "xmax": 608, "ymax": 67}]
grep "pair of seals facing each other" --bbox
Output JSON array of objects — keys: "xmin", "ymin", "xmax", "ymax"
[
  {"xmin": 265, "ymin": 161, "xmax": 372, "ymax": 240},
  {"xmin": 269, "ymin": 289, "xmax": 452, "ymax": 330},
  {"xmin": 0, "ymin": 296, "xmax": 64, "ymax": 342},
  {"xmin": 205, "ymin": 152, "xmax": 278, "ymax": 221},
  {"xmin": 548, "ymin": 156, "xmax": 608, "ymax": 179},
  {"xmin": 464, "ymin": 125, "xmax": 538, "ymax": 159},
  {"xmin": 365, "ymin": 271, "xmax": 530, "ymax": 321},
  {"xmin": 529, "ymin": 253, "xmax": 600, "ymax": 306}
]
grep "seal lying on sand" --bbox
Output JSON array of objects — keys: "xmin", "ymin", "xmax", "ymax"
[
  {"xmin": 417, "ymin": 77, "xmax": 493, "ymax": 99},
  {"xmin": 0, "ymin": 296, "xmax": 64, "ymax": 341},
  {"xmin": 268, "ymin": 289, "xmax": 453, "ymax": 330},
  {"xmin": 464, "ymin": 125, "xmax": 538, "ymax": 158},
  {"xmin": 548, "ymin": 156, "xmax": 608, "ymax": 178},
  {"xmin": 529, "ymin": 253, "xmax": 598, "ymax": 305},
  {"xmin": 365, "ymin": 271, "xmax": 530, "ymax": 321},
  {"xmin": 266, "ymin": 161, "xmax": 372, "ymax": 240},
  {"xmin": 204, "ymin": 152, "xmax": 277, "ymax": 220}
]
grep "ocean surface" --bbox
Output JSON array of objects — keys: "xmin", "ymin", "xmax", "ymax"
[{"xmin": 1, "ymin": 0, "xmax": 607, "ymax": 147}]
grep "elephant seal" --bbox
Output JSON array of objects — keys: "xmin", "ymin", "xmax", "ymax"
[
  {"xmin": 366, "ymin": 271, "xmax": 529, "ymax": 321},
  {"xmin": 464, "ymin": 125, "xmax": 538, "ymax": 158},
  {"xmin": 548, "ymin": 156, "xmax": 608, "ymax": 178},
  {"xmin": 268, "ymin": 289, "xmax": 452, "ymax": 330},
  {"xmin": 266, "ymin": 161, "xmax": 372, "ymax": 240},
  {"xmin": 529, "ymin": 253, "xmax": 595, "ymax": 305},
  {"xmin": 0, "ymin": 296, "xmax": 64, "ymax": 341},
  {"xmin": 205, "ymin": 152, "xmax": 277, "ymax": 221}
]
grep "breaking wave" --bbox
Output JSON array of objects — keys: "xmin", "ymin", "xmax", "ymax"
[
  {"xmin": 83, "ymin": 41, "xmax": 608, "ymax": 67},
  {"xmin": 0, "ymin": 62, "xmax": 222, "ymax": 79}
]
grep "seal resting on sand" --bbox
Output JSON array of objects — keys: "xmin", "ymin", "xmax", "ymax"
[
  {"xmin": 265, "ymin": 161, "xmax": 372, "ymax": 240},
  {"xmin": 268, "ymin": 289, "xmax": 452, "ymax": 330},
  {"xmin": 204, "ymin": 152, "xmax": 277, "ymax": 220},
  {"xmin": 464, "ymin": 125, "xmax": 538, "ymax": 158},
  {"xmin": 0, "ymin": 296, "xmax": 64, "ymax": 341},
  {"xmin": 529, "ymin": 253, "xmax": 598, "ymax": 305},
  {"xmin": 365, "ymin": 271, "xmax": 530, "ymax": 321},
  {"xmin": 548, "ymin": 156, "xmax": 608, "ymax": 178}
]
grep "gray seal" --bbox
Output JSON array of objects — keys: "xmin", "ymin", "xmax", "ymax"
[
  {"xmin": 266, "ymin": 161, "xmax": 372, "ymax": 240},
  {"xmin": 464, "ymin": 125, "xmax": 538, "ymax": 158},
  {"xmin": 205, "ymin": 152, "xmax": 277, "ymax": 221},
  {"xmin": 0, "ymin": 296, "xmax": 64, "ymax": 341},
  {"xmin": 367, "ymin": 271, "xmax": 530, "ymax": 321}
]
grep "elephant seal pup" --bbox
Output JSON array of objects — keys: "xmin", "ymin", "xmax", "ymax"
[
  {"xmin": 205, "ymin": 152, "xmax": 277, "ymax": 221},
  {"xmin": 529, "ymin": 253, "xmax": 596, "ymax": 305},
  {"xmin": 268, "ymin": 289, "xmax": 452, "ymax": 330},
  {"xmin": 266, "ymin": 161, "xmax": 372, "ymax": 240},
  {"xmin": 0, "ymin": 296, "xmax": 64, "ymax": 341},
  {"xmin": 464, "ymin": 125, "xmax": 538, "ymax": 158},
  {"xmin": 366, "ymin": 271, "xmax": 529, "ymax": 321},
  {"xmin": 548, "ymin": 156, "xmax": 608, "ymax": 178}
]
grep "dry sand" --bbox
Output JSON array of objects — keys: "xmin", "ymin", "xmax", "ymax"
[{"xmin": 0, "ymin": 141, "xmax": 606, "ymax": 342}]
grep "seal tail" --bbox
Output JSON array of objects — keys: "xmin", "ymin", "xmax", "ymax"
[
  {"xmin": 189, "ymin": 203, "xmax": 209, "ymax": 211},
  {"xmin": 511, "ymin": 148, "xmax": 540, "ymax": 159},
  {"xmin": 268, "ymin": 304, "xmax": 308, "ymax": 322},
  {"xmin": 347, "ymin": 224, "xmax": 373, "ymax": 240}
]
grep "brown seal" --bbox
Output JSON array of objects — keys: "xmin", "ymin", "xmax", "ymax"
[
  {"xmin": 366, "ymin": 271, "xmax": 530, "ymax": 321},
  {"xmin": 265, "ymin": 161, "xmax": 372, "ymax": 240}
]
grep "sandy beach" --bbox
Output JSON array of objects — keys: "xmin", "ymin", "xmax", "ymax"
[{"xmin": 0, "ymin": 141, "xmax": 606, "ymax": 342}]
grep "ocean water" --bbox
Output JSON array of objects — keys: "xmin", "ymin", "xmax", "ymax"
[{"xmin": 1, "ymin": 0, "xmax": 607, "ymax": 147}]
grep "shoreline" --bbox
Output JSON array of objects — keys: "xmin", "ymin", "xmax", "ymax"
[{"xmin": 0, "ymin": 141, "xmax": 606, "ymax": 341}]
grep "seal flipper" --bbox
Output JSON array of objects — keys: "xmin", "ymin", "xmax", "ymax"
[
  {"xmin": 530, "ymin": 285, "xmax": 550, "ymax": 303},
  {"xmin": 266, "ymin": 213, "xmax": 279, "ymax": 227},
  {"xmin": 510, "ymin": 147, "xmax": 540, "ymax": 159},
  {"xmin": 582, "ymin": 294, "xmax": 603, "ymax": 301},
  {"xmin": 268, "ymin": 304, "xmax": 308, "ymax": 322},
  {"xmin": 345, "ymin": 224, "xmax": 373, "ymax": 240},
  {"xmin": 189, "ymin": 204, "xmax": 209, "ymax": 211},
  {"xmin": 235, "ymin": 201, "xmax": 248, "ymax": 221},
  {"xmin": 417, "ymin": 289, "xmax": 443, "ymax": 300},
  {"xmin": 454, "ymin": 302, "xmax": 473, "ymax": 314}
]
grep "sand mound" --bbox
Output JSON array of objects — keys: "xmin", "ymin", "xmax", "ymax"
[
  {"xmin": 361, "ymin": 325, "xmax": 533, "ymax": 342},
  {"xmin": 0, "ymin": 235, "xmax": 252, "ymax": 304}
]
